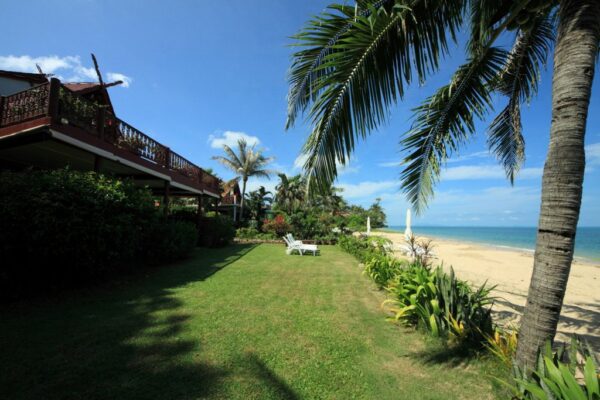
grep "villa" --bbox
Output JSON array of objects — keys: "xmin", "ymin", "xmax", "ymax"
[{"xmin": 0, "ymin": 69, "xmax": 240, "ymax": 218}]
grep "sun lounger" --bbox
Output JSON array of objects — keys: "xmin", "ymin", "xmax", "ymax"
[{"xmin": 283, "ymin": 235, "xmax": 319, "ymax": 256}]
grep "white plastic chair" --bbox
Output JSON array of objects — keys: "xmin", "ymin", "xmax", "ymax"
[{"xmin": 283, "ymin": 235, "xmax": 319, "ymax": 256}]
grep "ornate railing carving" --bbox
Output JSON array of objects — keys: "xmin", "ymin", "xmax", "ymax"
[
  {"xmin": 0, "ymin": 83, "xmax": 49, "ymax": 127},
  {"xmin": 116, "ymin": 120, "xmax": 168, "ymax": 165}
]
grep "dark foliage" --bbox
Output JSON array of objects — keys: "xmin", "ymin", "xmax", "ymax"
[{"xmin": 0, "ymin": 169, "xmax": 196, "ymax": 300}]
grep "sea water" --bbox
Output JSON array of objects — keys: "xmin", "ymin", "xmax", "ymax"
[{"xmin": 386, "ymin": 226, "xmax": 600, "ymax": 263}]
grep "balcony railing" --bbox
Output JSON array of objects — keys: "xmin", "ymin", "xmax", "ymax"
[{"xmin": 0, "ymin": 78, "xmax": 222, "ymax": 195}]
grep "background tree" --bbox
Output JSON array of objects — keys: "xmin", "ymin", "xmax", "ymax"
[
  {"xmin": 245, "ymin": 186, "xmax": 273, "ymax": 222},
  {"xmin": 274, "ymin": 174, "xmax": 306, "ymax": 214},
  {"xmin": 212, "ymin": 139, "xmax": 274, "ymax": 220},
  {"xmin": 287, "ymin": 0, "xmax": 599, "ymax": 369},
  {"xmin": 368, "ymin": 198, "xmax": 386, "ymax": 228}
]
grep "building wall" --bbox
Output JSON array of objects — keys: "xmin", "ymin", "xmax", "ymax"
[{"xmin": 0, "ymin": 77, "xmax": 34, "ymax": 96}]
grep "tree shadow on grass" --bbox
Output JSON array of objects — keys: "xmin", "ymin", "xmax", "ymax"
[
  {"xmin": 0, "ymin": 244, "xmax": 258, "ymax": 400},
  {"xmin": 409, "ymin": 340, "xmax": 488, "ymax": 368},
  {"xmin": 237, "ymin": 352, "xmax": 300, "ymax": 400}
]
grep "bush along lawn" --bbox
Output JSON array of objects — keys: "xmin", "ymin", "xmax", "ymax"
[
  {"xmin": 339, "ymin": 235, "xmax": 600, "ymax": 399},
  {"xmin": 0, "ymin": 169, "xmax": 198, "ymax": 301},
  {"xmin": 0, "ymin": 244, "xmax": 509, "ymax": 400}
]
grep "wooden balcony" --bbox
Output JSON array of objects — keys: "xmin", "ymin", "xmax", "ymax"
[{"xmin": 0, "ymin": 78, "xmax": 222, "ymax": 197}]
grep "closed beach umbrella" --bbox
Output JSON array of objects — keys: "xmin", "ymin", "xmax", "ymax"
[
  {"xmin": 367, "ymin": 216, "xmax": 371, "ymax": 235},
  {"xmin": 404, "ymin": 209, "xmax": 412, "ymax": 239}
]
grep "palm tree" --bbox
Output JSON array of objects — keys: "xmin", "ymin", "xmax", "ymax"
[
  {"xmin": 287, "ymin": 0, "xmax": 599, "ymax": 369},
  {"xmin": 274, "ymin": 174, "xmax": 306, "ymax": 214},
  {"xmin": 245, "ymin": 186, "xmax": 273, "ymax": 221},
  {"xmin": 212, "ymin": 139, "xmax": 274, "ymax": 220}
]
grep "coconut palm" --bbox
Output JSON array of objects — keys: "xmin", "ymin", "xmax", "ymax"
[
  {"xmin": 287, "ymin": 0, "xmax": 599, "ymax": 368},
  {"xmin": 212, "ymin": 139, "xmax": 274, "ymax": 220},
  {"xmin": 274, "ymin": 174, "xmax": 306, "ymax": 214},
  {"xmin": 245, "ymin": 186, "xmax": 273, "ymax": 221}
]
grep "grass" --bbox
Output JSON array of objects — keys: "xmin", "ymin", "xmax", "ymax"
[{"xmin": 0, "ymin": 244, "xmax": 509, "ymax": 399}]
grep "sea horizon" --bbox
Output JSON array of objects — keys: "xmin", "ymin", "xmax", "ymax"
[{"xmin": 385, "ymin": 225, "xmax": 600, "ymax": 262}]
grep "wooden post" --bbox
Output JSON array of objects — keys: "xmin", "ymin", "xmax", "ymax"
[
  {"xmin": 163, "ymin": 181, "xmax": 171, "ymax": 216},
  {"xmin": 164, "ymin": 147, "xmax": 171, "ymax": 169},
  {"xmin": 196, "ymin": 195, "xmax": 203, "ymax": 226},
  {"xmin": 93, "ymin": 155, "xmax": 103, "ymax": 172},
  {"xmin": 48, "ymin": 78, "xmax": 61, "ymax": 120}
]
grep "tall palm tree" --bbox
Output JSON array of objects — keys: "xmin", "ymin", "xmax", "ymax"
[
  {"xmin": 274, "ymin": 174, "xmax": 306, "ymax": 214},
  {"xmin": 287, "ymin": 0, "xmax": 599, "ymax": 369},
  {"xmin": 212, "ymin": 139, "xmax": 274, "ymax": 220}
]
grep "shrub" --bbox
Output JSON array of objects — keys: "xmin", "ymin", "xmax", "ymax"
[
  {"xmin": 198, "ymin": 214, "xmax": 235, "ymax": 247},
  {"xmin": 509, "ymin": 339, "xmax": 600, "ymax": 400},
  {"xmin": 0, "ymin": 169, "xmax": 197, "ymax": 300},
  {"xmin": 262, "ymin": 214, "xmax": 291, "ymax": 237},
  {"xmin": 384, "ymin": 265, "xmax": 494, "ymax": 342},
  {"xmin": 338, "ymin": 234, "xmax": 391, "ymax": 263},
  {"xmin": 364, "ymin": 256, "xmax": 406, "ymax": 288},
  {"xmin": 145, "ymin": 220, "xmax": 198, "ymax": 263},
  {"xmin": 236, "ymin": 227, "xmax": 261, "ymax": 239}
]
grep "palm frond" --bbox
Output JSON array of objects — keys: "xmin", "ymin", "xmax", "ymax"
[
  {"xmin": 286, "ymin": 1, "xmax": 397, "ymax": 129},
  {"xmin": 488, "ymin": 16, "xmax": 554, "ymax": 182},
  {"xmin": 222, "ymin": 144, "xmax": 244, "ymax": 169},
  {"xmin": 291, "ymin": 0, "xmax": 466, "ymax": 191},
  {"xmin": 211, "ymin": 155, "xmax": 240, "ymax": 173},
  {"xmin": 401, "ymin": 47, "xmax": 508, "ymax": 214}
]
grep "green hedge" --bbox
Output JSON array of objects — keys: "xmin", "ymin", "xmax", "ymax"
[
  {"xmin": 198, "ymin": 213, "xmax": 235, "ymax": 247},
  {"xmin": 0, "ymin": 169, "xmax": 197, "ymax": 300}
]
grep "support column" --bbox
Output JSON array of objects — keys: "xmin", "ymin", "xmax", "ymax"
[
  {"xmin": 196, "ymin": 195, "xmax": 203, "ymax": 225},
  {"xmin": 93, "ymin": 155, "xmax": 103, "ymax": 173},
  {"xmin": 163, "ymin": 181, "xmax": 170, "ymax": 216}
]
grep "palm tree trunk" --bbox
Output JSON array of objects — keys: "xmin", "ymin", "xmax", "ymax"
[
  {"xmin": 240, "ymin": 177, "xmax": 248, "ymax": 221},
  {"xmin": 515, "ymin": 0, "xmax": 600, "ymax": 370}
]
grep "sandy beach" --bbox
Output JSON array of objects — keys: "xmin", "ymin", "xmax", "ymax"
[{"xmin": 375, "ymin": 231, "xmax": 600, "ymax": 351}]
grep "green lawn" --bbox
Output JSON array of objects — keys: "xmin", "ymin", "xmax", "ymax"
[{"xmin": 0, "ymin": 244, "xmax": 507, "ymax": 399}]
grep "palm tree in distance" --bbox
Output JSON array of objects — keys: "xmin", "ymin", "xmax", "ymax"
[
  {"xmin": 212, "ymin": 139, "xmax": 274, "ymax": 221},
  {"xmin": 274, "ymin": 174, "xmax": 306, "ymax": 214},
  {"xmin": 286, "ymin": 0, "xmax": 599, "ymax": 368}
]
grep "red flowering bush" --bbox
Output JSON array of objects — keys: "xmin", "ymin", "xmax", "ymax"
[{"xmin": 262, "ymin": 214, "xmax": 291, "ymax": 237}]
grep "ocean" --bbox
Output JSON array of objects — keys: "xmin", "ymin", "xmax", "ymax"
[{"xmin": 386, "ymin": 226, "xmax": 600, "ymax": 263}]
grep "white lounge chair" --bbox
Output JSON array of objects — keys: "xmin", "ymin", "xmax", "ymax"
[{"xmin": 282, "ymin": 235, "xmax": 319, "ymax": 256}]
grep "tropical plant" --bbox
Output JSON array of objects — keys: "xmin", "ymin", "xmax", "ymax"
[
  {"xmin": 507, "ymin": 339, "xmax": 600, "ymax": 400},
  {"xmin": 485, "ymin": 326, "xmax": 519, "ymax": 367},
  {"xmin": 287, "ymin": 0, "xmax": 600, "ymax": 368},
  {"xmin": 364, "ymin": 255, "xmax": 405, "ymax": 288},
  {"xmin": 212, "ymin": 139, "xmax": 274, "ymax": 220},
  {"xmin": 338, "ymin": 234, "xmax": 392, "ymax": 263},
  {"xmin": 384, "ymin": 266, "xmax": 494, "ymax": 341}
]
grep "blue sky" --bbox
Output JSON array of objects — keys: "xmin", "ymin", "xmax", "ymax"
[{"xmin": 2, "ymin": 0, "xmax": 599, "ymax": 226}]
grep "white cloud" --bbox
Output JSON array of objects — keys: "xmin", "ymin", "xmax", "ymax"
[
  {"xmin": 446, "ymin": 150, "xmax": 492, "ymax": 163},
  {"xmin": 378, "ymin": 160, "xmax": 403, "ymax": 168},
  {"xmin": 337, "ymin": 180, "xmax": 397, "ymax": 199},
  {"xmin": 106, "ymin": 72, "xmax": 132, "ymax": 88},
  {"xmin": 378, "ymin": 151, "xmax": 491, "ymax": 168},
  {"xmin": 0, "ymin": 54, "xmax": 132, "ymax": 87},
  {"xmin": 442, "ymin": 165, "xmax": 543, "ymax": 181},
  {"xmin": 208, "ymin": 131, "xmax": 260, "ymax": 149},
  {"xmin": 586, "ymin": 142, "xmax": 600, "ymax": 166}
]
